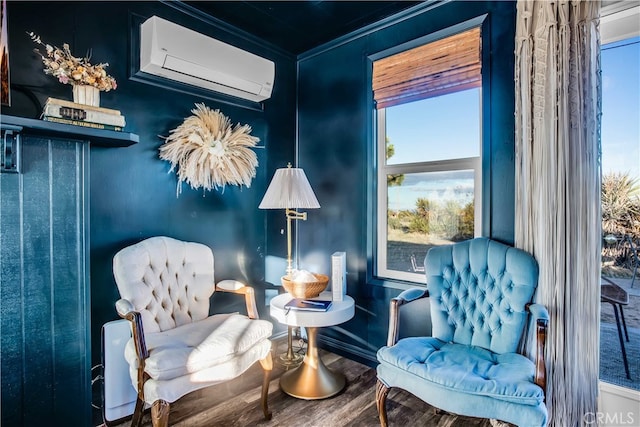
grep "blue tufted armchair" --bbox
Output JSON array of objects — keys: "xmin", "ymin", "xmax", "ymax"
[{"xmin": 376, "ymin": 238, "xmax": 549, "ymax": 427}]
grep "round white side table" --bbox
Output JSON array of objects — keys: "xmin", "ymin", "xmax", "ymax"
[{"xmin": 270, "ymin": 291, "xmax": 355, "ymax": 399}]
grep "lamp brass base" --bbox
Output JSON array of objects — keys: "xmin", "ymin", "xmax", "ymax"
[
  {"xmin": 279, "ymin": 327, "xmax": 346, "ymax": 400},
  {"xmin": 277, "ymin": 326, "xmax": 304, "ymax": 368},
  {"xmin": 278, "ymin": 351, "xmax": 303, "ymax": 367}
]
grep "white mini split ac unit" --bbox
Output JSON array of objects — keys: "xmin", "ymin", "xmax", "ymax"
[{"xmin": 140, "ymin": 16, "xmax": 275, "ymax": 102}]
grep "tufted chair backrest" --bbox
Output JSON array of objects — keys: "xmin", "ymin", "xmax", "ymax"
[
  {"xmin": 113, "ymin": 236, "xmax": 215, "ymax": 334},
  {"xmin": 425, "ymin": 237, "xmax": 539, "ymax": 354}
]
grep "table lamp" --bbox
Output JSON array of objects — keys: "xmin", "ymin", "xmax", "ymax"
[
  {"xmin": 259, "ymin": 163, "xmax": 320, "ymax": 366},
  {"xmin": 259, "ymin": 163, "xmax": 320, "ymax": 275}
]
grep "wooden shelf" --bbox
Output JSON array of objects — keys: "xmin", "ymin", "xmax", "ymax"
[{"xmin": 1, "ymin": 115, "xmax": 139, "ymax": 147}]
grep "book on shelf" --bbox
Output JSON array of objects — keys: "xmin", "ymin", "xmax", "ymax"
[
  {"xmin": 42, "ymin": 102, "xmax": 126, "ymax": 127},
  {"xmin": 284, "ymin": 298, "xmax": 333, "ymax": 312},
  {"xmin": 42, "ymin": 116, "xmax": 123, "ymax": 132},
  {"xmin": 45, "ymin": 97, "xmax": 121, "ymax": 116}
]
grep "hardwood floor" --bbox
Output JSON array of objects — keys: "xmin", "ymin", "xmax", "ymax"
[{"xmin": 102, "ymin": 338, "xmax": 493, "ymax": 427}]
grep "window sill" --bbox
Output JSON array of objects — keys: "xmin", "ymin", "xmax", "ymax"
[{"xmin": 368, "ymin": 276, "xmax": 427, "ymax": 291}]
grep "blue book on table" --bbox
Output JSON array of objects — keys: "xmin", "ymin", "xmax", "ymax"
[{"xmin": 284, "ymin": 298, "xmax": 333, "ymax": 312}]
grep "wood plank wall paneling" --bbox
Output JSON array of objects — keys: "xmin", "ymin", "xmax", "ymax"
[{"xmin": 0, "ymin": 135, "xmax": 91, "ymax": 426}]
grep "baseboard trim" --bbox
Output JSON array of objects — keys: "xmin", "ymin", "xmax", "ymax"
[
  {"xmin": 317, "ymin": 334, "xmax": 378, "ymax": 367},
  {"xmin": 271, "ymin": 330, "xmax": 288, "ymax": 341}
]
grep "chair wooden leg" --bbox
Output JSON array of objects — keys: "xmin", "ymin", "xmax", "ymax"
[
  {"xmin": 375, "ymin": 379, "xmax": 390, "ymax": 427},
  {"xmin": 260, "ymin": 353, "xmax": 273, "ymax": 420},
  {"xmin": 151, "ymin": 400, "xmax": 170, "ymax": 427},
  {"xmin": 131, "ymin": 396, "xmax": 145, "ymax": 427}
]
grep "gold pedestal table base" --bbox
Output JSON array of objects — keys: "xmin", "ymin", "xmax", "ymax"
[
  {"xmin": 270, "ymin": 291, "xmax": 355, "ymax": 400},
  {"xmin": 279, "ymin": 327, "xmax": 345, "ymax": 399}
]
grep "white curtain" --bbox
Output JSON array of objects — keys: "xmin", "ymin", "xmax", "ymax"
[{"xmin": 514, "ymin": 1, "xmax": 601, "ymax": 425}]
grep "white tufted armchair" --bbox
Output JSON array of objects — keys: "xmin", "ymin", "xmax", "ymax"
[{"xmin": 113, "ymin": 236, "xmax": 273, "ymax": 427}]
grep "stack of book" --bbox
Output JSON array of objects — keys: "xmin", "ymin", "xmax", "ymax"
[{"xmin": 41, "ymin": 97, "xmax": 126, "ymax": 131}]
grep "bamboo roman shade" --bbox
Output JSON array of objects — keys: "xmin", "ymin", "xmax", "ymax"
[{"xmin": 373, "ymin": 27, "xmax": 481, "ymax": 109}]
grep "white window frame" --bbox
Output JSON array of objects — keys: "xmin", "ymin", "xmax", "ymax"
[{"xmin": 375, "ymin": 101, "xmax": 482, "ymax": 284}]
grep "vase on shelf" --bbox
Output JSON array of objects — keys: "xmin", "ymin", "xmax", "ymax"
[{"xmin": 72, "ymin": 85, "xmax": 100, "ymax": 107}]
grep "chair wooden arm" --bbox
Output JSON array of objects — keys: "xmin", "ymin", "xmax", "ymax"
[
  {"xmin": 388, "ymin": 288, "xmax": 430, "ymax": 347},
  {"xmin": 115, "ymin": 298, "xmax": 149, "ymax": 400},
  {"xmin": 215, "ymin": 280, "xmax": 259, "ymax": 319},
  {"xmin": 526, "ymin": 303, "xmax": 549, "ymax": 391}
]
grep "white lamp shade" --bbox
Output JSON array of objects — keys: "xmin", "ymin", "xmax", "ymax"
[{"xmin": 259, "ymin": 167, "xmax": 320, "ymax": 209}]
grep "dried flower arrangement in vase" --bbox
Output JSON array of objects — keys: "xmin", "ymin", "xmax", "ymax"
[{"xmin": 28, "ymin": 32, "xmax": 117, "ymax": 107}]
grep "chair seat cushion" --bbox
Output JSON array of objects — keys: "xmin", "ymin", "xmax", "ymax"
[
  {"xmin": 377, "ymin": 337, "xmax": 544, "ymax": 406},
  {"xmin": 125, "ymin": 313, "xmax": 273, "ymax": 380}
]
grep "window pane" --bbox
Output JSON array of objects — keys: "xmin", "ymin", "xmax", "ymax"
[
  {"xmin": 385, "ymin": 88, "xmax": 480, "ymax": 165},
  {"xmin": 599, "ymin": 35, "xmax": 640, "ymax": 391},
  {"xmin": 385, "ymin": 170, "xmax": 475, "ymax": 273},
  {"xmin": 601, "ymin": 36, "xmax": 640, "ymax": 178}
]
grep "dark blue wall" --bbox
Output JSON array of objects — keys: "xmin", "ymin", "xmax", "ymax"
[
  {"xmin": 3, "ymin": 1, "xmax": 296, "ymax": 366},
  {"xmin": 296, "ymin": 0, "xmax": 516, "ymax": 363}
]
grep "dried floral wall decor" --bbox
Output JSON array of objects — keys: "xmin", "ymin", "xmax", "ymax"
[{"xmin": 160, "ymin": 103, "xmax": 259, "ymax": 195}]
